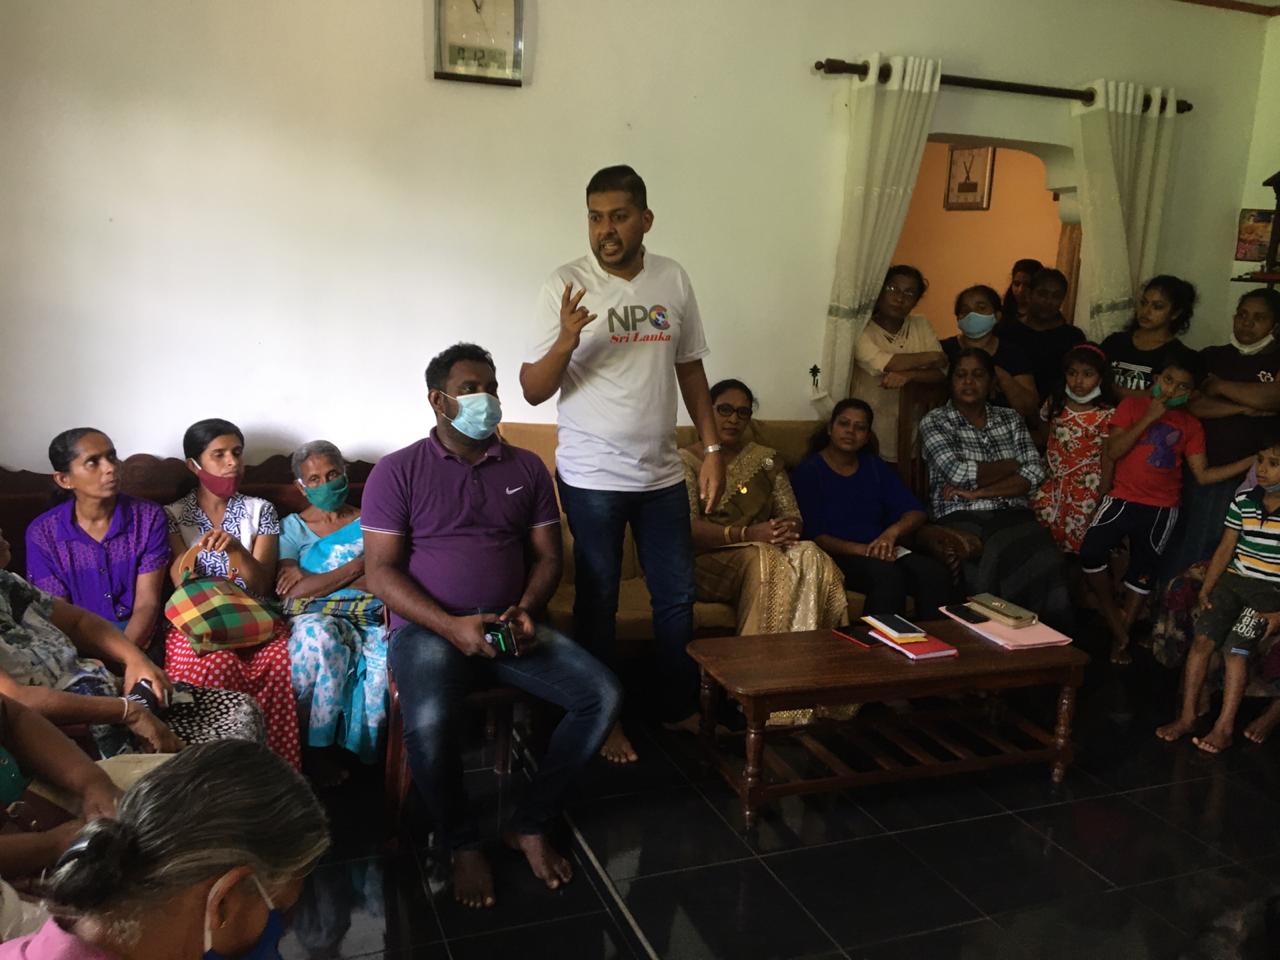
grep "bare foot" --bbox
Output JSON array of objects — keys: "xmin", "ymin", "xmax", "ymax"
[
  {"xmin": 600, "ymin": 723, "xmax": 638, "ymax": 764},
  {"xmin": 1110, "ymin": 642, "xmax": 1132, "ymax": 666},
  {"xmin": 452, "ymin": 848, "xmax": 495, "ymax": 909},
  {"xmin": 1193, "ymin": 728, "xmax": 1233, "ymax": 755},
  {"xmin": 1245, "ymin": 704, "xmax": 1280, "ymax": 744},
  {"xmin": 1156, "ymin": 718, "xmax": 1196, "ymax": 742},
  {"xmin": 504, "ymin": 831, "xmax": 573, "ymax": 891}
]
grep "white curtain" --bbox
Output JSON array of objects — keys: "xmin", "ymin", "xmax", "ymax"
[
  {"xmin": 1071, "ymin": 80, "xmax": 1178, "ymax": 341},
  {"xmin": 812, "ymin": 53, "xmax": 941, "ymax": 412}
]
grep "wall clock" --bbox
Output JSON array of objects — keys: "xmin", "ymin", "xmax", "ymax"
[
  {"xmin": 434, "ymin": 0, "xmax": 524, "ymax": 87},
  {"xmin": 944, "ymin": 146, "xmax": 996, "ymax": 211}
]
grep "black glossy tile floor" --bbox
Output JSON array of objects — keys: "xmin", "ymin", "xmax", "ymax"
[{"xmin": 278, "ymin": 628, "xmax": 1280, "ymax": 959}]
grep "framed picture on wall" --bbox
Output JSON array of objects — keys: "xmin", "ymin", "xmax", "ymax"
[
  {"xmin": 944, "ymin": 146, "xmax": 995, "ymax": 211},
  {"xmin": 1236, "ymin": 209, "xmax": 1274, "ymax": 262}
]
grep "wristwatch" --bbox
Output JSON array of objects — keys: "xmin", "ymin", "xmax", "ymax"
[{"xmin": 704, "ymin": 443, "xmax": 723, "ymax": 455}]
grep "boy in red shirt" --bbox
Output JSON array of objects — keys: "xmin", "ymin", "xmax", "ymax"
[{"xmin": 1078, "ymin": 354, "xmax": 1254, "ymax": 664}]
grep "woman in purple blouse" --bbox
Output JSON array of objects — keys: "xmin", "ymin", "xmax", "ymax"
[{"xmin": 25, "ymin": 429, "xmax": 170, "ymax": 649}]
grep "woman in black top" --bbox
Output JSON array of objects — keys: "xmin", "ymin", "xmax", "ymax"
[
  {"xmin": 1161, "ymin": 287, "xmax": 1280, "ymax": 576},
  {"xmin": 1001, "ymin": 257, "xmax": 1043, "ymax": 326},
  {"xmin": 999, "ymin": 268, "xmax": 1085, "ymax": 399},
  {"xmin": 1100, "ymin": 275, "xmax": 1197, "ymax": 399}
]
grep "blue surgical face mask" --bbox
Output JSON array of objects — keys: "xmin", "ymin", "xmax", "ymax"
[
  {"xmin": 958, "ymin": 311, "xmax": 997, "ymax": 339},
  {"xmin": 444, "ymin": 392, "xmax": 502, "ymax": 440},
  {"xmin": 1265, "ymin": 481, "xmax": 1280, "ymax": 494},
  {"xmin": 204, "ymin": 874, "xmax": 284, "ymax": 960}
]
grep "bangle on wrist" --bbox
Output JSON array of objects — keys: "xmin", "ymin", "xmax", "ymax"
[
  {"xmin": 704, "ymin": 443, "xmax": 722, "ymax": 455},
  {"xmin": 723, "ymin": 525, "xmax": 732, "ymax": 544},
  {"xmin": 120, "ymin": 697, "xmax": 130, "ymax": 722}
]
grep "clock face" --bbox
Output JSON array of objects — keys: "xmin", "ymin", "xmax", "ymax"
[
  {"xmin": 434, "ymin": 0, "xmax": 524, "ymax": 86},
  {"xmin": 944, "ymin": 146, "xmax": 995, "ymax": 211}
]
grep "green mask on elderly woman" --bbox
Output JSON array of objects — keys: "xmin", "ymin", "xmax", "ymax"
[{"xmin": 302, "ymin": 475, "xmax": 349, "ymax": 512}]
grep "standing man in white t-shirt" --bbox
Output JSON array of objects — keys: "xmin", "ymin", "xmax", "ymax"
[{"xmin": 521, "ymin": 165, "xmax": 724, "ymax": 763}]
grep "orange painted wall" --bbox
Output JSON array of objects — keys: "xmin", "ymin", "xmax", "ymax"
[{"xmin": 892, "ymin": 143, "xmax": 1061, "ymax": 339}]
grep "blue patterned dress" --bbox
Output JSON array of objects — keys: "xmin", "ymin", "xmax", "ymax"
[{"xmin": 279, "ymin": 514, "xmax": 388, "ymax": 763}]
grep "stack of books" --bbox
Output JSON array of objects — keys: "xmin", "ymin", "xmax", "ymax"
[{"xmin": 860, "ymin": 615, "xmax": 958, "ymax": 660}]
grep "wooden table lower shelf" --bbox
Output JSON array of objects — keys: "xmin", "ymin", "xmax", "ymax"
[{"xmin": 689, "ymin": 622, "xmax": 1089, "ymax": 828}]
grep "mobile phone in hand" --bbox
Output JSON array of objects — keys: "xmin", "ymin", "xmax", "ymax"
[{"xmin": 482, "ymin": 621, "xmax": 519, "ymax": 656}]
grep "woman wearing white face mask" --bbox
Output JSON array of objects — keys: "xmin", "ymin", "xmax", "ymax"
[
  {"xmin": 940, "ymin": 285, "xmax": 1039, "ymax": 419},
  {"xmin": 0, "ymin": 739, "xmax": 328, "ymax": 960},
  {"xmin": 1162, "ymin": 288, "xmax": 1280, "ymax": 578}
]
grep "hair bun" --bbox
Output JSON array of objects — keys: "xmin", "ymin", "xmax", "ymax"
[{"xmin": 43, "ymin": 819, "xmax": 139, "ymax": 911}]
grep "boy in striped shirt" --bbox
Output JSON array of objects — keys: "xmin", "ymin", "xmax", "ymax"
[{"xmin": 1157, "ymin": 438, "xmax": 1280, "ymax": 753}]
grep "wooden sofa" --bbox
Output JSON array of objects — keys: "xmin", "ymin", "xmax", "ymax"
[{"xmin": 0, "ymin": 383, "xmax": 963, "ymax": 652}]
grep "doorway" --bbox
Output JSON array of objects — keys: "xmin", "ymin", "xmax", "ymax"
[{"xmin": 892, "ymin": 140, "xmax": 1072, "ymax": 340}]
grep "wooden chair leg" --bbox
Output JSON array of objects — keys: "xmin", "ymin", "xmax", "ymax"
[{"xmin": 384, "ymin": 677, "xmax": 407, "ymax": 843}]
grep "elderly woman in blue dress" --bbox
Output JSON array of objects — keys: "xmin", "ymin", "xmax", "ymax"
[{"xmin": 277, "ymin": 441, "xmax": 388, "ymax": 770}]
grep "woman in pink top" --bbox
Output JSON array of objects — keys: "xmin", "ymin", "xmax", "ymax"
[{"xmin": 0, "ymin": 740, "xmax": 327, "ymax": 960}]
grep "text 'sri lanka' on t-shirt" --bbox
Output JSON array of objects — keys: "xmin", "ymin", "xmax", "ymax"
[
  {"xmin": 525, "ymin": 251, "xmax": 709, "ymax": 492},
  {"xmin": 1107, "ymin": 395, "xmax": 1205, "ymax": 509}
]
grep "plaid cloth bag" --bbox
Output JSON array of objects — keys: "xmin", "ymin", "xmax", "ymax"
[
  {"xmin": 164, "ymin": 544, "xmax": 280, "ymax": 655},
  {"xmin": 278, "ymin": 594, "xmax": 385, "ymax": 626}
]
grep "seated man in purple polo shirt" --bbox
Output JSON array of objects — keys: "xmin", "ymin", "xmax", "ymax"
[{"xmin": 363, "ymin": 342, "xmax": 621, "ymax": 911}]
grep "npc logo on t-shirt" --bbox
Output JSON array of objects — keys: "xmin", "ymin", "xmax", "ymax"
[{"xmin": 607, "ymin": 304, "xmax": 673, "ymax": 344}]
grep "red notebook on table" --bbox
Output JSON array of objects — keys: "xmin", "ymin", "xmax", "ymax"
[{"xmin": 866, "ymin": 628, "xmax": 958, "ymax": 660}]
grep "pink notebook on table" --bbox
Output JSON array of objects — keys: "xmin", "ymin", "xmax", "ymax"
[{"xmin": 940, "ymin": 607, "xmax": 1072, "ymax": 650}]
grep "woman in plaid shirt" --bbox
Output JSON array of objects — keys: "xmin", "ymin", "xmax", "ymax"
[{"xmin": 920, "ymin": 349, "xmax": 1072, "ymax": 632}]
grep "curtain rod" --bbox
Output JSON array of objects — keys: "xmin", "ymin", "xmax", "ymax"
[{"xmin": 813, "ymin": 59, "xmax": 1194, "ymax": 114}]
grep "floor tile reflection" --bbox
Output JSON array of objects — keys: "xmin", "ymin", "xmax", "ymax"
[
  {"xmin": 847, "ymin": 919, "xmax": 1027, "ymax": 960},
  {"xmin": 897, "ymin": 813, "xmax": 1109, "ymax": 914},
  {"xmin": 1126, "ymin": 775, "xmax": 1280, "ymax": 862},
  {"xmin": 993, "ymin": 891, "xmax": 1193, "ymax": 960},
  {"xmin": 766, "ymin": 835, "xmax": 980, "ymax": 947},
  {"xmin": 1124, "ymin": 864, "xmax": 1272, "ymax": 938},
  {"xmin": 616, "ymin": 859, "xmax": 835, "ymax": 960},
  {"xmin": 569, "ymin": 784, "xmax": 752, "ymax": 881},
  {"xmin": 447, "ymin": 913, "xmax": 633, "ymax": 960},
  {"xmin": 855, "ymin": 778, "xmax": 1004, "ymax": 832},
  {"xmin": 1018, "ymin": 794, "xmax": 1227, "ymax": 887},
  {"xmin": 698, "ymin": 777, "xmax": 884, "ymax": 853},
  {"xmin": 280, "ymin": 855, "xmax": 441, "ymax": 960}
]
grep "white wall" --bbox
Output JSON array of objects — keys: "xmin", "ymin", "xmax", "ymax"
[
  {"xmin": 0, "ymin": 0, "xmax": 1269, "ymax": 469},
  {"xmin": 1237, "ymin": 16, "xmax": 1280, "ymax": 279}
]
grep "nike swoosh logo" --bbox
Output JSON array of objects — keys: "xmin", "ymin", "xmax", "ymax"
[{"xmin": 506, "ymin": 486, "xmax": 524, "ymax": 495}]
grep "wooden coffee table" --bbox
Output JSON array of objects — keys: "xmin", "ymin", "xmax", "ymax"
[{"xmin": 688, "ymin": 621, "xmax": 1089, "ymax": 827}]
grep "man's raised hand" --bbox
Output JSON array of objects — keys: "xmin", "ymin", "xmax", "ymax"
[{"xmin": 558, "ymin": 283, "xmax": 597, "ymax": 349}]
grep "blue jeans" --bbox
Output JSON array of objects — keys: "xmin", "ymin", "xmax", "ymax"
[
  {"xmin": 556, "ymin": 477, "xmax": 698, "ymax": 722},
  {"xmin": 388, "ymin": 621, "xmax": 620, "ymax": 851}
]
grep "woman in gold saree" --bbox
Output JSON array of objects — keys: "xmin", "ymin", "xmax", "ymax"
[{"xmin": 679, "ymin": 379, "xmax": 848, "ymax": 635}]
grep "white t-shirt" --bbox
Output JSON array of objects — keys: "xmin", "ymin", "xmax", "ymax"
[{"xmin": 526, "ymin": 251, "xmax": 710, "ymax": 491}]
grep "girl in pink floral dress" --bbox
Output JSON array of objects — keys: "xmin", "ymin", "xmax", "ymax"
[{"xmin": 1034, "ymin": 344, "xmax": 1118, "ymax": 552}]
